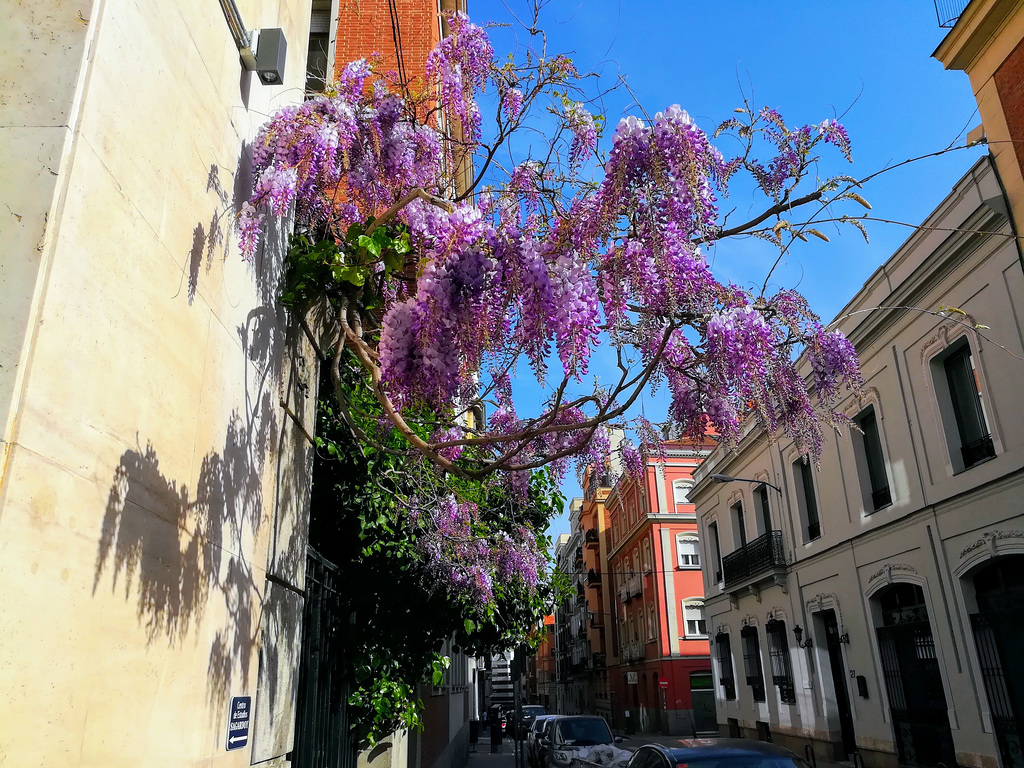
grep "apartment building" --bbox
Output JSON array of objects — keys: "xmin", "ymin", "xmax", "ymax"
[
  {"xmin": 605, "ymin": 438, "xmax": 718, "ymax": 736},
  {"xmin": 691, "ymin": 156, "xmax": 1024, "ymax": 768}
]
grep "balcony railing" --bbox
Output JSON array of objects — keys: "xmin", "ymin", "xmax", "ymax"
[
  {"xmin": 871, "ymin": 485, "xmax": 892, "ymax": 510},
  {"xmin": 619, "ymin": 574, "xmax": 642, "ymax": 603},
  {"xmin": 587, "ymin": 568, "xmax": 601, "ymax": 587},
  {"xmin": 584, "ymin": 528, "xmax": 600, "ymax": 547},
  {"xmin": 962, "ymin": 434, "xmax": 995, "ymax": 468},
  {"xmin": 622, "ymin": 642, "xmax": 645, "ymax": 663},
  {"xmin": 722, "ymin": 530, "xmax": 786, "ymax": 588},
  {"xmin": 934, "ymin": 0, "xmax": 969, "ymax": 27}
]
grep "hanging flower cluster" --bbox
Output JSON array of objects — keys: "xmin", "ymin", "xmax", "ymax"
[
  {"xmin": 410, "ymin": 495, "xmax": 545, "ymax": 608},
  {"xmin": 241, "ymin": 12, "xmax": 865, "ymax": 482}
]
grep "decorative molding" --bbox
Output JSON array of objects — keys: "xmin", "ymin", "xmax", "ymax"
[
  {"xmin": 767, "ymin": 606, "xmax": 788, "ymax": 623},
  {"xmin": 805, "ymin": 592, "xmax": 844, "ymax": 632},
  {"xmin": 844, "ymin": 385, "xmax": 882, "ymax": 419},
  {"xmin": 959, "ymin": 530, "xmax": 1024, "ymax": 559},
  {"xmin": 867, "ymin": 563, "xmax": 919, "ymax": 585},
  {"xmin": 785, "ymin": 446, "xmax": 805, "ymax": 467},
  {"xmin": 920, "ymin": 321, "xmax": 983, "ymax": 372}
]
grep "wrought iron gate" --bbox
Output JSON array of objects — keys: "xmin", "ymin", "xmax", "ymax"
[
  {"xmin": 971, "ymin": 609, "xmax": 1024, "ymax": 768},
  {"xmin": 293, "ymin": 547, "xmax": 356, "ymax": 768},
  {"xmin": 876, "ymin": 621, "xmax": 956, "ymax": 768}
]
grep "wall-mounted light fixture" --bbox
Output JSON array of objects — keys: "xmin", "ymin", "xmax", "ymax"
[
  {"xmin": 218, "ymin": 0, "xmax": 288, "ymax": 85},
  {"xmin": 792, "ymin": 624, "xmax": 813, "ymax": 648}
]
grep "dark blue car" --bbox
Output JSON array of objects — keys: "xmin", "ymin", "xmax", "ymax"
[{"xmin": 625, "ymin": 739, "xmax": 813, "ymax": 768}]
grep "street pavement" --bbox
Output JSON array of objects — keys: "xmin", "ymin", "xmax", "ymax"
[{"xmin": 465, "ymin": 741, "xmax": 521, "ymax": 768}]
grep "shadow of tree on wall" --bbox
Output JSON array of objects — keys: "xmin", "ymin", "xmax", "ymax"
[
  {"xmin": 91, "ymin": 334, "xmax": 312, "ymax": 734},
  {"xmin": 92, "ymin": 407, "xmax": 268, "ymax": 705},
  {"xmin": 93, "ymin": 130, "xmax": 314, "ymax": 751}
]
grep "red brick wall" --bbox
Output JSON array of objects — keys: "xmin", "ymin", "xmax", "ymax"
[
  {"xmin": 995, "ymin": 33, "xmax": 1024, "ymax": 180},
  {"xmin": 334, "ymin": 0, "xmax": 441, "ymax": 85}
]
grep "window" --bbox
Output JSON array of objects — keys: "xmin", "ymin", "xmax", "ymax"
[
  {"xmin": 708, "ymin": 522, "xmax": 723, "ymax": 583},
  {"xmin": 765, "ymin": 620, "xmax": 796, "ymax": 704},
  {"xmin": 642, "ymin": 540, "xmax": 652, "ymax": 573},
  {"xmin": 754, "ymin": 484, "xmax": 772, "ymax": 535},
  {"xmin": 854, "ymin": 406, "xmax": 891, "ymax": 511},
  {"xmin": 732, "ymin": 501, "xmax": 747, "ymax": 548},
  {"xmin": 673, "ymin": 479, "xmax": 693, "ymax": 504},
  {"xmin": 677, "ymin": 535, "xmax": 700, "ymax": 568},
  {"xmin": 683, "ymin": 599, "xmax": 708, "ymax": 638},
  {"xmin": 716, "ymin": 633, "xmax": 736, "ymax": 700},
  {"xmin": 793, "ymin": 458, "xmax": 821, "ymax": 541},
  {"xmin": 741, "ymin": 626, "xmax": 766, "ymax": 702},
  {"xmin": 648, "ymin": 605, "xmax": 657, "ymax": 640},
  {"xmin": 937, "ymin": 341, "xmax": 995, "ymax": 470}
]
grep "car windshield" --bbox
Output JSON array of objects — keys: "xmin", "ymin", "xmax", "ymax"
[
  {"xmin": 557, "ymin": 719, "xmax": 612, "ymax": 746},
  {"xmin": 523, "ymin": 706, "xmax": 546, "ymax": 717}
]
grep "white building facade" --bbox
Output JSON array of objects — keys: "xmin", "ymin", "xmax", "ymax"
[{"xmin": 691, "ymin": 158, "xmax": 1024, "ymax": 768}]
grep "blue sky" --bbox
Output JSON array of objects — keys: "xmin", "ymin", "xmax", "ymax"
[{"xmin": 469, "ymin": 0, "xmax": 985, "ymax": 538}]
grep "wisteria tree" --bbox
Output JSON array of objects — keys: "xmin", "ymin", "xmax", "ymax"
[
  {"xmin": 242, "ymin": 13, "xmax": 863, "ymax": 482},
  {"xmin": 239, "ymin": 12, "xmax": 868, "ymax": 619}
]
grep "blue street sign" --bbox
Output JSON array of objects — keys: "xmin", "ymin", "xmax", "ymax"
[{"xmin": 226, "ymin": 696, "xmax": 252, "ymax": 751}]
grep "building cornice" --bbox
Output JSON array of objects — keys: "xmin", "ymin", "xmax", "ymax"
[{"xmin": 934, "ymin": 0, "xmax": 1024, "ymax": 72}]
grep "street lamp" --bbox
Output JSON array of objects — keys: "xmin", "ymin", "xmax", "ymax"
[
  {"xmin": 792, "ymin": 625, "xmax": 813, "ymax": 648},
  {"xmin": 709, "ymin": 474, "xmax": 782, "ymax": 494}
]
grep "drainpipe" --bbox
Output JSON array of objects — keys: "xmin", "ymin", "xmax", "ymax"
[{"xmin": 987, "ymin": 152, "xmax": 1024, "ymax": 277}]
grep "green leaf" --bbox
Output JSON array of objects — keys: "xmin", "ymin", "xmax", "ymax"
[
  {"xmin": 332, "ymin": 264, "xmax": 367, "ymax": 286},
  {"xmin": 358, "ymin": 234, "xmax": 382, "ymax": 258}
]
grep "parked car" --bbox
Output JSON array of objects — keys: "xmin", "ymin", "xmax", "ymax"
[
  {"xmin": 532, "ymin": 715, "xmax": 562, "ymax": 768},
  {"xmin": 527, "ymin": 715, "xmax": 557, "ymax": 767},
  {"xmin": 543, "ymin": 715, "xmax": 622, "ymax": 767},
  {"xmin": 517, "ymin": 705, "xmax": 547, "ymax": 740},
  {"xmin": 625, "ymin": 739, "xmax": 813, "ymax": 768}
]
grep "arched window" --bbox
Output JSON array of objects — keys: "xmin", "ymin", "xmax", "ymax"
[
  {"xmin": 642, "ymin": 540, "xmax": 652, "ymax": 573},
  {"xmin": 673, "ymin": 479, "xmax": 693, "ymax": 504},
  {"xmin": 682, "ymin": 598, "xmax": 707, "ymax": 638},
  {"xmin": 648, "ymin": 605, "xmax": 657, "ymax": 640},
  {"xmin": 676, "ymin": 534, "xmax": 700, "ymax": 569}
]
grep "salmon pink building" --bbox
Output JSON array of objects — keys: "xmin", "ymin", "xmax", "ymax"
[{"xmin": 606, "ymin": 438, "xmax": 718, "ymax": 736}]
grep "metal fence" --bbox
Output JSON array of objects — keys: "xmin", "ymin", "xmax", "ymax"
[
  {"xmin": 971, "ymin": 610, "xmax": 1024, "ymax": 768},
  {"xmin": 292, "ymin": 547, "xmax": 357, "ymax": 768},
  {"xmin": 934, "ymin": 0, "xmax": 970, "ymax": 27},
  {"xmin": 722, "ymin": 531, "xmax": 785, "ymax": 587}
]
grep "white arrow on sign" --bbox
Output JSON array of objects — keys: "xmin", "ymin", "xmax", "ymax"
[{"xmin": 229, "ymin": 736, "xmax": 247, "ymax": 745}]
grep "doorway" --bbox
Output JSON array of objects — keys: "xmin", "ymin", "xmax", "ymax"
[
  {"xmin": 874, "ymin": 584, "xmax": 956, "ymax": 767},
  {"xmin": 821, "ymin": 610, "xmax": 857, "ymax": 757},
  {"xmin": 970, "ymin": 556, "xmax": 1024, "ymax": 768},
  {"xmin": 690, "ymin": 671, "xmax": 718, "ymax": 735}
]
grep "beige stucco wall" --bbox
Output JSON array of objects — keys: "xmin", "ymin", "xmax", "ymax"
[
  {"xmin": 692, "ymin": 158, "xmax": 1024, "ymax": 767},
  {"xmin": 0, "ymin": 0, "xmax": 315, "ymax": 765}
]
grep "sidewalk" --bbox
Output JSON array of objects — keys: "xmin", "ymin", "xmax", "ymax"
[{"xmin": 465, "ymin": 742, "xmax": 520, "ymax": 768}]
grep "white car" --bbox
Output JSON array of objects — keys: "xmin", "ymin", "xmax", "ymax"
[
  {"xmin": 543, "ymin": 715, "xmax": 623, "ymax": 767},
  {"xmin": 529, "ymin": 715, "xmax": 559, "ymax": 768}
]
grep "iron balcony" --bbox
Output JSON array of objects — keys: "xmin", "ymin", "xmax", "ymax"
[{"xmin": 722, "ymin": 530, "xmax": 787, "ymax": 590}]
